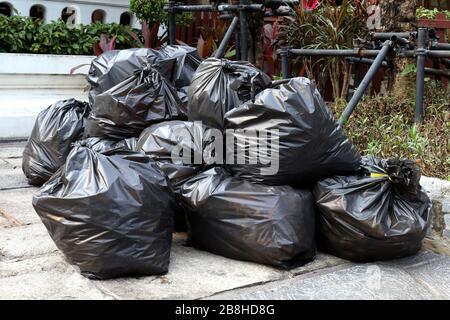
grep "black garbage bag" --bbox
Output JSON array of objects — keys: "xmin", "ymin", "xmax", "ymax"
[
  {"xmin": 22, "ymin": 99, "xmax": 89, "ymax": 186},
  {"xmin": 180, "ymin": 167, "xmax": 316, "ymax": 268},
  {"xmin": 313, "ymin": 156, "xmax": 432, "ymax": 262},
  {"xmin": 136, "ymin": 120, "xmax": 217, "ymax": 193},
  {"xmin": 77, "ymin": 137, "xmax": 137, "ymax": 154},
  {"xmin": 85, "ymin": 59, "xmax": 186, "ymax": 140},
  {"xmin": 32, "ymin": 142, "xmax": 176, "ymax": 279},
  {"xmin": 87, "ymin": 48, "xmax": 169, "ymax": 105},
  {"xmin": 135, "ymin": 121, "xmax": 217, "ymax": 231},
  {"xmin": 159, "ymin": 45, "xmax": 202, "ymax": 103},
  {"xmin": 187, "ymin": 58, "xmax": 272, "ymax": 129},
  {"xmin": 225, "ymin": 77, "xmax": 361, "ymax": 186}
]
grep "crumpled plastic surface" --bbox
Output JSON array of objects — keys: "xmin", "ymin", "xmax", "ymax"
[
  {"xmin": 159, "ymin": 45, "xmax": 202, "ymax": 104},
  {"xmin": 87, "ymin": 48, "xmax": 167, "ymax": 105},
  {"xmin": 85, "ymin": 59, "xmax": 186, "ymax": 139},
  {"xmin": 135, "ymin": 120, "xmax": 217, "ymax": 231},
  {"xmin": 313, "ymin": 155, "xmax": 432, "ymax": 262},
  {"xmin": 180, "ymin": 167, "xmax": 316, "ymax": 268},
  {"xmin": 77, "ymin": 137, "xmax": 137, "ymax": 154},
  {"xmin": 135, "ymin": 120, "xmax": 216, "ymax": 193},
  {"xmin": 225, "ymin": 77, "xmax": 361, "ymax": 186},
  {"xmin": 32, "ymin": 142, "xmax": 176, "ymax": 279},
  {"xmin": 22, "ymin": 99, "xmax": 89, "ymax": 186},
  {"xmin": 188, "ymin": 58, "xmax": 272, "ymax": 129}
]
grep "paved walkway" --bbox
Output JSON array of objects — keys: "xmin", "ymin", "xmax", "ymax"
[{"xmin": 0, "ymin": 141, "xmax": 449, "ymax": 300}]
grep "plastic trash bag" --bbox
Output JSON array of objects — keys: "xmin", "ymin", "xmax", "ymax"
[
  {"xmin": 135, "ymin": 120, "xmax": 216, "ymax": 193},
  {"xmin": 33, "ymin": 142, "xmax": 176, "ymax": 279},
  {"xmin": 159, "ymin": 45, "xmax": 202, "ymax": 104},
  {"xmin": 225, "ymin": 77, "xmax": 361, "ymax": 186},
  {"xmin": 22, "ymin": 99, "xmax": 89, "ymax": 186},
  {"xmin": 87, "ymin": 48, "xmax": 168, "ymax": 105},
  {"xmin": 135, "ymin": 121, "xmax": 217, "ymax": 231},
  {"xmin": 85, "ymin": 59, "xmax": 186, "ymax": 140},
  {"xmin": 180, "ymin": 167, "xmax": 316, "ymax": 268},
  {"xmin": 77, "ymin": 137, "xmax": 137, "ymax": 154},
  {"xmin": 313, "ymin": 156, "xmax": 432, "ymax": 262},
  {"xmin": 187, "ymin": 58, "xmax": 272, "ymax": 129}
]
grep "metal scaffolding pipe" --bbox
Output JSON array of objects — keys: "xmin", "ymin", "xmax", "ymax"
[
  {"xmin": 286, "ymin": 48, "xmax": 381, "ymax": 57},
  {"xmin": 164, "ymin": 4, "xmax": 264, "ymax": 13},
  {"xmin": 280, "ymin": 48, "xmax": 290, "ymax": 78},
  {"xmin": 346, "ymin": 57, "xmax": 390, "ymax": 68},
  {"xmin": 424, "ymin": 67, "xmax": 450, "ymax": 78},
  {"xmin": 339, "ymin": 40, "xmax": 393, "ymax": 126},
  {"xmin": 441, "ymin": 58, "xmax": 450, "ymax": 68},
  {"xmin": 214, "ymin": 16, "xmax": 239, "ymax": 58},
  {"xmin": 347, "ymin": 58, "xmax": 449, "ymax": 78},
  {"xmin": 403, "ymin": 50, "xmax": 450, "ymax": 58},
  {"xmin": 415, "ymin": 28, "xmax": 427, "ymax": 124},
  {"xmin": 371, "ymin": 32, "xmax": 413, "ymax": 40},
  {"xmin": 168, "ymin": 1, "xmax": 177, "ymax": 45},
  {"xmin": 431, "ymin": 42, "xmax": 450, "ymax": 50},
  {"xmin": 239, "ymin": 0, "xmax": 249, "ymax": 61}
]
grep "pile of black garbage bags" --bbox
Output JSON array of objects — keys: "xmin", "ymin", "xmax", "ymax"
[{"xmin": 24, "ymin": 47, "xmax": 432, "ymax": 280}]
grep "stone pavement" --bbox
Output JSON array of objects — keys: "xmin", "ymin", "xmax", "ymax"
[{"xmin": 1, "ymin": 141, "xmax": 449, "ymax": 300}]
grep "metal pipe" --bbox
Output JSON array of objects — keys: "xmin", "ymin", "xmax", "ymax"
[
  {"xmin": 287, "ymin": 48, "xmax": 382, "ymax": 57},
  {"xmin": 339, "ymin": 40, "xmax": 393, "ymax": 126},
  {"xmin": 403, "ymin": 50, "xmax": 450, "ymax": 58},
  {"xmin": 168, "ymin": 1, "xmax": 176, "ymax": 45},
  {"xmin": 214, "ymin": 16, "xmax": 239, "ymax": 59},
  {"xmin": 415, "ymin": 28, "xmax": 427, "ymax": 124},
  {"xmin": 441, "ymin": 58, "xmax": 450, "ymax": 68},
  {"xmin": 280, "ymin": 48, "xmax": 289, "ymax": 79},
  {"xmin": 347, "ymin": 57, "xmax": 449, "ymax": 78},
  {"xmin": 431, "ymin": 42, "xmax": 450, "ymax": 50},
  {"xmin": 235, "ymin": 21, "xmax": 241, "ymax": 60},
  {"xmin": 424, "ymin": 67, "xmax": 450, "ymax": 78},
  {"xmin": 164, "ymin": 4, "xmax": 264, "ymax": 13},
  {"xmin": 239, "ymin": 0, "xmax": 249, "ymax": 61},
  {"xmin": 371, "ymin": 32, "xmax": 413, "ymax": 40},
  {"xmin": 346, "ymin": 57, "xmax": 390, "ymax": 68}
]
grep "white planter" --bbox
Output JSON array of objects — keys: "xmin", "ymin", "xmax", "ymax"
[{"xmin": 0, "ymin": 53, "xmax": 95, "ymax": 139}]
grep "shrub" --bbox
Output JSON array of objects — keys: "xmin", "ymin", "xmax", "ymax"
[
  {"xmin": 130, "ymin": 0, "xmax": 192, "ymax": 26},
  {"xmin": 0, "ymin": 15, "xmax": 139, "ymax": 55},
  {"xmin": 286, "ymin": 0, "xmax": 367, "ymax": 100},
  {"xmin": 334, "ymin": 83, "xmax": 450, "ymax": 180}
]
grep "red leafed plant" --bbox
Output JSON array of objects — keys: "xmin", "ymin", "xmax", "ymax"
[
  {"xmin": 303, "ymin": 0, "xmax": 320, "ymax": 10},
  {"xmin": 93, "ymin": 34, "xmax": 117, "ymax": 56},
  {"xmin": 127, "ymin": 21, "xmax": 168, "ymax": 49}
]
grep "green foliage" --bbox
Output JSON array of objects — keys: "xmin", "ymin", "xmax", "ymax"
[
  {"xmin": 286, "ymin": 0, "xmax": 367, "ymax": 99},
  {"xmin": 416, "ymin": 7, "xmax": 450, "ymax": 20},
  {"xmin": 0, "ymin": 15, "xmax": 139, "ymax": 55},
  {"xmin": 130, "ymin": 0, "xmax": 192, "ymax": 26},
  {"xmin": 401, "ymin": 63, "xmax": 417, "ymax": 77},
  {"xmin": 334, "ymin": 83, "xmax": 450, "ymax": 180}
]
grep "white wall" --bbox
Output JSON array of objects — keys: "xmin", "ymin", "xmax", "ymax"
[
  {"xmin": 6, "ymin": 0, "xmax": 140, "ymax": 28},
  {"xmin": 0, "ymin": 53, "xmax": 94, "ymax": 139}
]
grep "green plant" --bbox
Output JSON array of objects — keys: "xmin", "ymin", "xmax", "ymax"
[
  {"xmin": 286, "ymin": 0, "xmax": 367, "ymax": 100},
  {"xmin": 417, "ymin": 7, "xmax": 450, "ymax": 20},
  {"xmin": 333, "ymin": 82, "xmax": 450, "ymax": 180},
  {"xmin": 130, "ymin": 0, "xmax": 192, "ymax": 26},
  {"xmin": 196, "ymin": 18, "xmax": 235, "ymax": 59},
  {"xmin": 0, "ymin": 15, "xmax": 139, "ymax": 55},
  {"xmin": 401, "ymin": 63, "xmax": 417, "ymax": 77}
]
